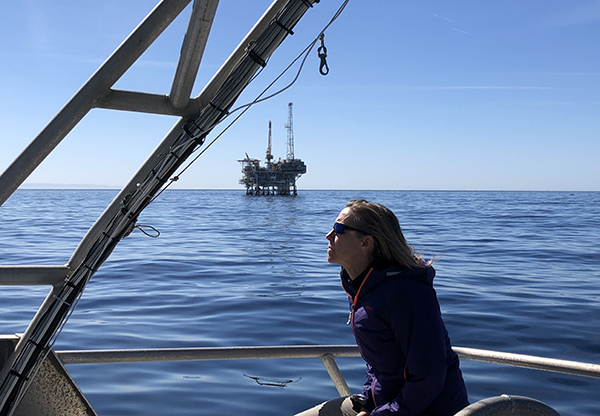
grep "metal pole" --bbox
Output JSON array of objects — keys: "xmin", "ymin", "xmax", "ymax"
[
  {"xmin": 0, "ymin": 0, "xmax": 193, "ymax": 208},
  {"xmin": 56, "ymin": 345, "xmax": 600, "ymax": 380},
  {"xmin": 99, "ymin": 90, "xmax": 174, "ymax": 115},
  {"xmin": 170, "ymin": 0, "xmax": 220, "ymax": 110},
  {"xmin": 57, "ymin": 345, "xmax": 361, "ymax": 365},
  {"xmin": 68, "ymin": 0, "xmax": 298, "ymax": 269},
  {"xmin": 453, "ymin": 346, "xmax": 600, "ymax": 379},
  {"xmin": 196, "ymin": 0, "xmax": 292, "ymax": 108},
  {"xmin": 320, "ymin": 354, "xmax": 352, "ymax": 397},
  {"xmin": 0, "ymin": 287, "xmax": 60, "ymax": 384}
]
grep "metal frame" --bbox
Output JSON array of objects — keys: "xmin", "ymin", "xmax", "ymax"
[
  {"xmin": 55, "ymin": 344, "xmax": 600, "ymax": 413},
  {"xmin": 1, "ymin": 335, "xmax": 594, "ymax": 412},
  {"xmin": 0, "ymin": 0, "xmax": 194, "ymax": 207},
  {"xmin": 51, "ymin": 343, "xmax": 600, "ymax": 413},
  {"xmin": 0, "ymin": 1, "xmax": 323, "ymax": 414},
  {"xmin": 0, "ymin": 0, "xmax": 218, "ymax": 283}
]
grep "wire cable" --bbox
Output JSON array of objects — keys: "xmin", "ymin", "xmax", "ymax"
[{"xmin": 152, "ymin": 0, "xmax": 351, "ymax": 201}]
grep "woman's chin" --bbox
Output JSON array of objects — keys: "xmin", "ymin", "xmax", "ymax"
[{"xmin": 327, "ymin": 254, "xmax": 338, "ymax": 265}]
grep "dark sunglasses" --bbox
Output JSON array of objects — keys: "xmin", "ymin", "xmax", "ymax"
[{"xmin": 333, "ymin": 222, "xmax": 367, "ymax": 236}]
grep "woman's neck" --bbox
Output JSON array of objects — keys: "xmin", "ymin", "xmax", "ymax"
[{"xmin": 345, "ymin": 259, "xmax": 372, "ymax": 281}]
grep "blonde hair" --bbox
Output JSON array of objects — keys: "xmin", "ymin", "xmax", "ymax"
[{"xmin": 345, "ymin": 199, "xmax": 426, "ymax": 269}]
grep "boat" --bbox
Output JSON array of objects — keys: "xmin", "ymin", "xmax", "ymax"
[{"xmin": 0, "ymin": 1, "xmax": 598, "ymax": 415}]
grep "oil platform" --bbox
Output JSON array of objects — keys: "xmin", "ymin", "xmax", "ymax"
[{"xmin": 239, "ymin": 103, "xmax": 307, "ymax": 196}]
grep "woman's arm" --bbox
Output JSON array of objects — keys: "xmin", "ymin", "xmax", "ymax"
[
  {"xmin": 372, "ymin": 284, "xmax": 449, "ymax": 415},
  {"xmin": 359, "ymin": 364, "xmax": 377, "ymax": 412}
]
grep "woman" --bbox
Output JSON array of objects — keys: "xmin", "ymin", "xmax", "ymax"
[{"xmin": 296, "ymin": 200, "xmax": 468, "ymax": 416}]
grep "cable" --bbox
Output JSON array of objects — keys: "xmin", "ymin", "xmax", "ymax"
[{"xmin": 153, "ymin": 0, "xmax": 351, "ymax": 201}]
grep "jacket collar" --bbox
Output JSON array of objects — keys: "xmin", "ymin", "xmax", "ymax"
[{"xmin": 341, "ymin": 264, "xmax": 436, "ymax": 301}]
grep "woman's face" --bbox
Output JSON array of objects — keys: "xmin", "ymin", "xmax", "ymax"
[{"xmin": 326, "ymin": 208, "xmax": 371, "ymax": 273}]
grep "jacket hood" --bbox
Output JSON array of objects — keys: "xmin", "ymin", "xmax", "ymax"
[{"xmin": 385, "ymin": 264, "xmax": 435, "ymax": 286}]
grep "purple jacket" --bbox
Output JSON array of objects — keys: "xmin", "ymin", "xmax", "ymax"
[{"xmin": 341, "ymin": 265, "xmax": 468, "ymax": 416}]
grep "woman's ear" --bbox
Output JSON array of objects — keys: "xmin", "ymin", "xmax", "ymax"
[{"xmin": 361, "ymin": 235, "xmax": 375, "ymax": 253}]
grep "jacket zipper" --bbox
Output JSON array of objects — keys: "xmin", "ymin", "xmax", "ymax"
[
  {"xmin": 371, "ymin": 379, "xmax": 378, "ymax": 408},
  {"xmin": 343, "ymin": 268, "xmax": 376, "ymax": 407}
]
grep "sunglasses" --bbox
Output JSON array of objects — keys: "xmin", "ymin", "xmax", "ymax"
[{"xmin": 333, "ymin": 222, "xmax": 367, "ymax": 236}]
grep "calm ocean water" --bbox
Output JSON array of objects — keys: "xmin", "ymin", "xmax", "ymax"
[{"xmin": 1, "ymin": 189, "xmax": 599, "ymax": 415}]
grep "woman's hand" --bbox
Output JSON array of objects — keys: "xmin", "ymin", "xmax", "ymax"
[{"xmin": 356, "ymin": 411, "xmax": 370, "ymax": 416}]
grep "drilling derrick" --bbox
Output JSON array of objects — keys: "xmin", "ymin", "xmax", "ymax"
[
  {"xmin": 285, "ymin": 102, "xmax": 294, "ymax": 161},
  {"xmin": 238, "ymin": 103, "xmax": 306, "ymax": 196}
]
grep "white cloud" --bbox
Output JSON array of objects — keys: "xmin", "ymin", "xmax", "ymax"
[{"xmin": 432, "ymin": 13, "xmax": 457, "ymax": 25}]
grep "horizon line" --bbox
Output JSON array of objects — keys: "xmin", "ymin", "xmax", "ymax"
[{"xmin": 17, "ymin": 185, "xmax": 596, "ymax": 193}]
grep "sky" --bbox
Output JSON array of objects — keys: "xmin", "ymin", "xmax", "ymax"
[{"xmin": 0, "ymin": 0, "xmax": 599, "ymax": 191}]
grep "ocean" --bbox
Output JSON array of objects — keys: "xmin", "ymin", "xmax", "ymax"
[{"xmin": 1, "ymin": 189, "xmax": 599, "ymax": 415}]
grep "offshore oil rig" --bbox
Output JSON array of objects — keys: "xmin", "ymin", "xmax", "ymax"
[{"xmin": 239, "ymin": 103, "xmax": 307, "ymax": 195}]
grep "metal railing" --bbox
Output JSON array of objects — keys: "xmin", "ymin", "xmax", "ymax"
[{"xmin": 56, "ymin": 344, "xmax": 600, "ymax": 399}]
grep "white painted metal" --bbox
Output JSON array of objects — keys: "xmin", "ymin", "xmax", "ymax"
[
  {"xmin": 0, "ymin": 0, "xmax": 194, "ymax": 208},
  {"xmin": 97, "ymin": 0, "xmax": 221, "ymax": 116},
  {"xmin": 0, "ymin": 2, "xmax": 320, "ymax": 413},
  {"xmin": 97, "ymin": 90, "xmax": 184, "ymax": 116},
  {"xmin": 56, "ymin": 345, "xmax": 600, "ymax": 380},
  {"xmin": 68, "ymin": 0, "xmax": 303, "ymax": 270},
  {"xmin": 57, "ymin": 345, "xmax": 360, "ymax": 365},
  {"xmin": 454, "ymin": 346, "xmax": 600, "ymax": 380},
  {"xmin": 320, "ymin": 354, "xmax": 352, "ymax": 397},
  {"xmin": 170, "ymin": 0, "xmax": 220, "ymax": 110},
  {"xmin": 197, "ymin": 0, "xmax": 292, "ymax": 109},
  {"xmin": 55, "ymin": 344, "xmax": 600, "ymax": 405}
]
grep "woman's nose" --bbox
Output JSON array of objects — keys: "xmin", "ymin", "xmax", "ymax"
[{"xmin": 326, "ymin": 229, "xmax": 334, "ymax": 241}]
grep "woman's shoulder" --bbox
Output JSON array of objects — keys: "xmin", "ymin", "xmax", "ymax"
[
  {"xmin": 383, "ymin": 264, "xmax": 435, "ymax": 286},
  {"xmin": 373, "ymin": 266, "xmax": 437, "ymax": 305}
]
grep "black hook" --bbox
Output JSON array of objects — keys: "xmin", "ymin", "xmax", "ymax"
[{"xmin": 318, "ymin": 34, "xmax": 329, "ymax": 76}]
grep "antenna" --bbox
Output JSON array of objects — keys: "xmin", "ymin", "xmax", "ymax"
[{"xmin": 285, "ymin": 102, "xmax": 294, "ymax": 161}]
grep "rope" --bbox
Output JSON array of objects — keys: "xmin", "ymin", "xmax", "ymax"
[{"xmin": 134, "ymin": 224, "xmax": 160, "ymax": 238}]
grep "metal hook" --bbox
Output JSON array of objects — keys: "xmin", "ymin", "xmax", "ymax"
[{"xmin": 318, "ymin": 33, "xmax": 329, "ymax": 76}]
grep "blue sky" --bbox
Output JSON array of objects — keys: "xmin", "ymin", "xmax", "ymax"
[{"xmin": 1, "ymin": 0, "xmax": 599, "ymax": 191}]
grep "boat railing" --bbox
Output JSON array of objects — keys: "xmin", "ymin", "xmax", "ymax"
[{"xmin": 55, "ymin": 344, "xmax": 600, "ymax": 399}]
